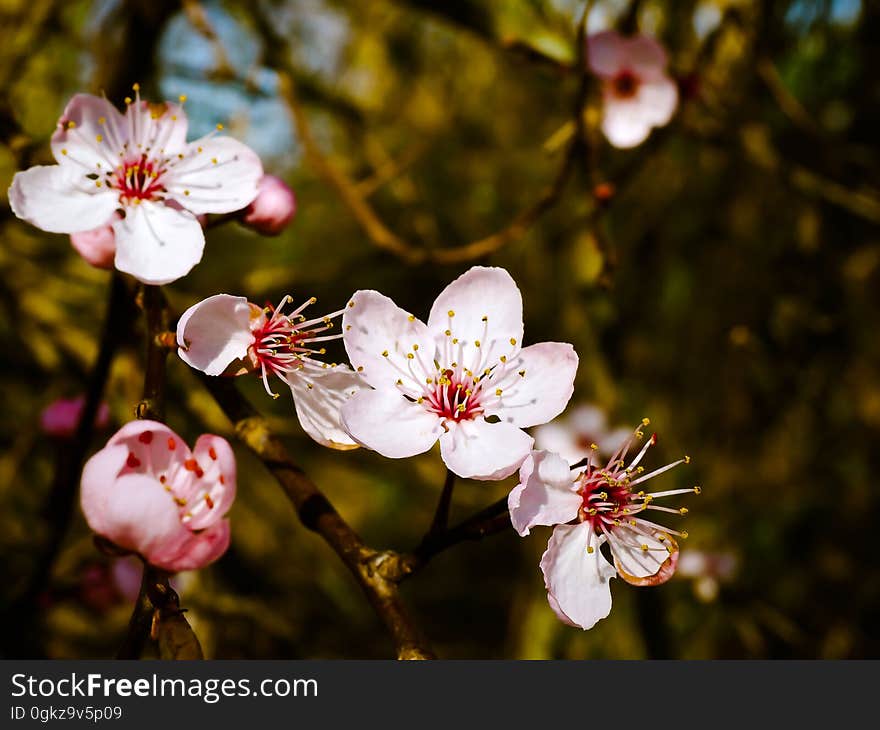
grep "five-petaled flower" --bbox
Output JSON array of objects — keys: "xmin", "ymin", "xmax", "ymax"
[
  {"xmin": 340, "ymin": 266, "xmax": 578, "ymax": 480},
  {"xmin": 587, "ymin": 30, "xmax": 678, "ymax": 149},
  {"xmin": 508, "ymin": 420, "xmax": 698, "ymax": 629},
  {"xmin": 80, "ymin": 420, "xmax": 236, "ymax": 572},
  {"xmin": 176, "ymin": 293, "xmax": 362, "ymax": 450},
  {"xmin": 8, "ymin": 87, "xmax": 263, "ymax": 285}
]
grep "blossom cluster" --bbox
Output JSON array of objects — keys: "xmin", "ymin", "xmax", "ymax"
[{"xmin": 12, "ymin": 70, "xmax": 698, "ymax": 635}]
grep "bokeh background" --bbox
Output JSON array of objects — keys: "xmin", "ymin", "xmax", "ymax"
[{"xmin": 1, "ymin": 0, "xmax": 878, "ymax": 659}]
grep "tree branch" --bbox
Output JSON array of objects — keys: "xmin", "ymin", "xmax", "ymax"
[{"xmin": 198, "ymin": 374, "xmax": 435, "ymax": 660}]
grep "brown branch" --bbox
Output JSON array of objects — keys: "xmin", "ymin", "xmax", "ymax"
[
  {"xmin": 380, "ymin": 497, "xmax": 512, "ymax": 583},
  {"xmin": 255, "ymin": 8, "xmax": 579, "ymax": 266},
  {"xmin": 198, "ymin": 374, "xmax": 435, "ymax": 660},
  {"xmin": 135, "ymin": 285, "xmax": 170, "ymax": 421}
]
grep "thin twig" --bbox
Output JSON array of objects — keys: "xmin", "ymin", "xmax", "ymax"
[{"xmin": 199, "ymin": 375, "xmax": 435, "ymax": 660}]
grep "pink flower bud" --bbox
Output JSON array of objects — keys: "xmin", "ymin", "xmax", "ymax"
[
  {"xmin": 80, "ymin": 420, "xmax": 236, "ymax": 572},
  {"xmin": 69, "ymin": 214, "xmax": 120, "ymax": 269},
  {"xmin": 40, "ymin": 396, "xmax": 110, "ymax": 438},
  {"xmin": 242, "ymin": 175, "xmax": 296, "ymax": 235}
]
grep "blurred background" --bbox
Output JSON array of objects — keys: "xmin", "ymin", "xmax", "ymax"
[{"xmin": 1, "ymin": 0, "xmax": 878, "ymax": 659}]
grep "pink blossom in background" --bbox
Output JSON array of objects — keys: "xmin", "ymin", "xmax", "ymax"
[
  {"xmin": 80, "ymin": 420, "xmax": 235, "ymax": 572},
  {"xmin": 9, "ymin": 88, "xmax": 263, "ymax": 285},
  {"xmin": 341, "ymin": 266, "xmax": 578, "ymax": 480},
  {"xmin": 587, "ymin": 30, "xmax": 678, "ymax": 149},
  {"xmin": 69, "ymin": 213, "xmax": 120, "ymax": 269},
  {"xmin": 177, "ymin": 293, "xmax": 362, "ymax": 449},
  {"xmin": 533, "ymin": 403, "xmax": 631, "ymax": 466},
  {"xmin": 508, "ymin": 421, "xmax": 698, "ymax": 629},
  {"xmin": 677, "ymin": 550, "xmax": 738, "ymax": 603},
  {"xmin": 40, "ymin": 396, "xmax": 110, "ymax": 438},
  {"xmin": 242, "ymin": 175, "xmax": 297, "ymax": 236}
]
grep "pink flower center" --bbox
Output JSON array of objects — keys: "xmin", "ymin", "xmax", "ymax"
[
  {"xmin": 611, "ymin": 69, "xmax": 639, "ymax": 99},
  {"xmin": 423, "ymin": 368, "xmax": 484, "ymax": 422},
  {"xmin": 249, "ymin": 296, "xmax": 344, "ymax": 398},
  {"xmin": 113, "ymin": 154, "xmax": 167, "ymax": 204}
]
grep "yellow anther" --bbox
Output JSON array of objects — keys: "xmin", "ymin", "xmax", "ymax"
[
  {"xmin": 216, "ymin": 123, "xmax": 224, "ymax": 130},
  {"xmin": 309, "ymin": 296, "xmax": 317, "ymax": 304},
  {"xmin": 417, "ymin": 397, "xmax": 424, "ymax": 404},
  {"xmin": 448, "ymin": 310, "xmax": 455, "ymax": 317},
  {"xmin": 500, "ymin": 355, "xmax": 507, "ymax": 363},
  {"xmin": 680, "ymin": 531, "xmax": 689, "ymax": 539},
  {"xmin": 684, "ymin": 455, "xmax": 691, "ymax": 464},
  {"xmin": 586, "ymin": 546, "xmax": 594, "ymax": 554},
  {"xmin": 510, "ymin": 338, "xmax": 517, "ymax": 345},
  {"xmin": 408, "ymin": 314, "xmax": 415, "ymax": 321},
  {"xmin": 356, "ymin": 366, "xmax": 363, "ymax": 372},
  {"xmin": 407, "ymin": 353, "xmax": 414, "ymax": 360},
  {"xmin": 184, "ymin": 190, "xmax": 190, "ymax": 196},
  {"xmin": 348, "ymin": 300, "xmax": 355, "ymax": 308},
  {"xmin": 630, "ymin": 519, "xmax": 637, "ymax": 525},
  {"xmin": 457, "ymin": 404, "xmax": 465, "ymax": 412},
  {"xmin": 590, "ymin": 442, "xmax": 598, "ymax": 450},
  {"xmin": 518, "ymin": 370, "xmax": 526, "ymax": 377},
  {"xmin": 132, "ymin": 82, "xmax": 140, "ymax": 91},
  {"xmin": 474, "ymin": 340, "xmax": 481, "ymax": 347},
  {"xmin": 599, "ymin": 492, "xmax": 607, "ymax": 500},
  {"xmin": 179, "ymin": 94, "xmax": 187, "ymax": 103},
  {"xmin": 452, "ymin": 338, "xmax": 459, "ymax": 344},
  {"xmin": 444, "ymin": 329, "xmax": 451, "ymax": 336},
  {"xmin": 382, "ymin": 350, "xmax": 389, "ymax": 357},
  {"xmin": 95, "ymin": 181, "xmax": 102, "ymax": 188},
  {"xmin": 641, "ymin": 544, "xmax": 649, "ymax": 552},
  {"xmin": 124, "ymin": 97, "xmax": 132, "ymax": 105},
  {"xmin": 211, "ymin": 157, "xmax": 218, "ymax": 164},
  {"xmin": 642, "ymin": 417, "xmax": 650, "ymax": 426},
  {"xmin": 495, "ymin": 388, "xmax": 503, "ymax": 396},
  {"xmin": 465, "ymin": 389, "xmax": 472, "ymax": 396},
  {"xmin": 693, "ymin": 486, "xmax": 702, "ymax": 494},
  {"xmin": 426, "ymin": 378, "xmax": 433, "ymax": 384},
  {"xmin": 307, "ymin": 383, "xmax": 314, "ymax": 390},
  {"xmin": 481, "ymin": 315, "xmax": 488, "ymax": 321},
  {"xmin": 95, "ymin": 134, "xmax": 103, "ymax": 142},
  {"xmin": 396, "ymin": 379, "xmax": 403, "ymax": 385},
  {"xmin": 679, "ymin": 507, "xmax": 689, "ymax": 515},
  {"xmin": 413, "ymin": 344, "xmax": 419, "ymax": 351},
  {"xmin": 98, "ymin": 116, "xmax": 106, "ymax": 124}
]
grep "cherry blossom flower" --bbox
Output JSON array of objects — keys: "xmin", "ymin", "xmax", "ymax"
[
  {"xmin": 242, "ymin": 175, "xmax": 297, "ymax": 236},
  {"xmin": 9, "ymin": 87, "xmax": 263, "ymax": 285},
  {"xmin": 40, "ymin": 396, "xmax": 110, "ymax": 438},
  {"xmin": 534, "ymin": 403, "xmax": 631, "ymax": 465},
  {"xmin": 80, "ymin": 420, "xmax": 235, "ymax": 572},
  {"xmin": 587, "ymin": 31, "xmax": 678, "ymax": 149},
  {"xmin": 508, "ymin": 420, "xmax": 698, "ymax": 629},
  {"xmin": 176, "ymin": 293, "xmax": 362, "ymax": 449},
  {"xmin": 341, "ymin": 267, "xmax": 578, "ymax": 480}
]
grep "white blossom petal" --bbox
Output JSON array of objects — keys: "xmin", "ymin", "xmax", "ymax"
[
  {"xmin": 177, "ymin": 294, "xmax": 255, "ymax": 376},
  {"xmin": 9, "ymin": 165, "xmax": 119, "ymax": 234},
  {"xmin": 164, "ymin": 136, "xmax": 262, "ymax": 214},
  {"xmin": 508, "ymin": 450, "xmax": 581, "ymax": 536},
  {"xmin": 541, "ymin": 522, "xmax": 617, "ymax": 630},
  {"xmin": 439, "ymin": 418, "xmax": 533, "ymax": 480},
  {"xmin": 290, "ymin": 363, "xmax": 363, "ymax": 450},
  {"xmin": 341, "ymin": 388, "xmax": 443, "ymax": 458},
  {"xmin": 112, "ymin": 202, "xmax": 204, "ymax": 285}
]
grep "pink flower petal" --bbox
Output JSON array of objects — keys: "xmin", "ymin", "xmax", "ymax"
[
  {"xmin": 158, "ymin": 519, "xmax": 231, "ymax": 572},
  {"xmin": 164, "ymin": 136, "xmax": 263, "ymax": 215},
  {"xmin": 289, "ymin": 363, "xmax": 363, "ymax": 450},
  {"xmin": 427, "ymin": 266, "xmax": 524, "ymax": 368},
  {"xmin": 540, "ymin": 522, "xmax": 616, "ymax": 630},
  {"xmin": 9, "ymin": 165, "xmax": 119, "ymax": 234},
  {"xmin": 69, "ymin": 214, "xmax": 119, "ymax": 269},
  {"xmin": 587, "ymin": 30, "xmax": 625, "ymax": 78},
  {"xmin": 242, "ymin": 175, "xmax": 297, "ymax": 236},
  {"xmin": 341, "ymin": 388, "xmax": 443, "ymax": 458},
  {"xmin": 51, "ymin": 94, "xmax": 128, "ymax": 172},
  {"xmin": 342, "ymin": 289, "xmax": 433, "ymax": 391},
  {"xmin": 112, "ymin": 202, "xmax": 204, "ymax": 285},
  {"xmin": 508, "ymin": 450, "xmax": 581, "ymax": 536},
  {"xmin": 485, "ymin": 342, "xmax": 577, "ymax": 429},
  {"xmin": 176, "ymin": 294, "xmax": 255, "ymax": 376},
  {"xmin": 439, "ymin": 417, "xmax": 533, "ymax": 480}
]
